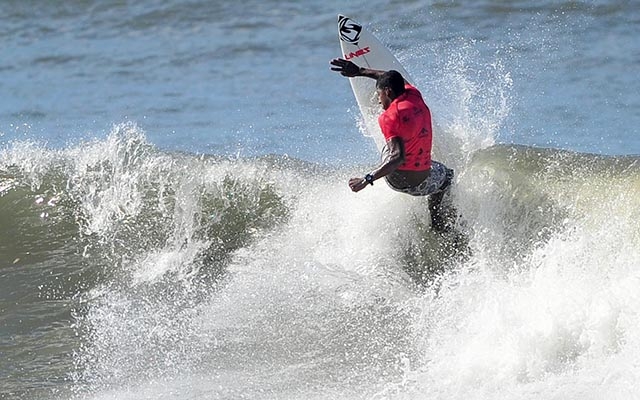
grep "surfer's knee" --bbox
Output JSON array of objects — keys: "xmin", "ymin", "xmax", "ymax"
[{"xmin": 442, "ymin": 167, "xmax": 454, "ymax": 191}]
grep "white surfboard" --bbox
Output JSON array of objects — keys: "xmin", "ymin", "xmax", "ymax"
[{"xmin": 337, "ymin": 15, "xmax": 414, "ymax": 151}]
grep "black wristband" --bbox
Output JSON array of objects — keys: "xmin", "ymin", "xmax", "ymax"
[{"xmin": 364, "ymin": 173, "xmax": 374, "ymax": 185}]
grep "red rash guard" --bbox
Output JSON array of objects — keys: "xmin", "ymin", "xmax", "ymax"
[{"xmin": 378, "ymin": 83, "xmax": 432, "ymax": 171}]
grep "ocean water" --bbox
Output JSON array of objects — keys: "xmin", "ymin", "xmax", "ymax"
[{"xmin": 1, "ymin": 1, "xmax": 639, "ymax": 399}]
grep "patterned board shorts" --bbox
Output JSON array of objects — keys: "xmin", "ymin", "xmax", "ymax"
[{"xmin": 385, "ymin": 160, "xmax": 454, "ymax": 197}]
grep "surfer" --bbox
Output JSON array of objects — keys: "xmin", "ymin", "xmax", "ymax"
[{"xmin": 330, "ymin": 58, "xmax": 455, "ymax": 232}]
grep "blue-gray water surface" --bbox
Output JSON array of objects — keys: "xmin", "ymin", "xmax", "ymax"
[{"xmin": 1, "ymin": 1, "xmax": 639, "ymax": 399}]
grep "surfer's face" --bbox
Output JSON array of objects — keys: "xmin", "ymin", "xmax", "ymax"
[{"xmin": 377, "ymin": 87, "xmax": 393, "ymax": 110}]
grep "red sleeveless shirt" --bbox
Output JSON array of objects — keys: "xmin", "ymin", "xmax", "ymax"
[{"xmin": 378, "ymin": 83, "xmax": 432, "ymax": 171}]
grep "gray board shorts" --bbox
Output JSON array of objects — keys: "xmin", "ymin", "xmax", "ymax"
[{"xmin": 385, "ymin": 160, "xmax": 454, "ymax": 197}]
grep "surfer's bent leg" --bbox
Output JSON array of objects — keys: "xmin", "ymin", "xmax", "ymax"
[
  {"xmin": 381, "ymin": 157, "xmax": 457, "ymax": 232},
  {"xmin": 428, "ymin": 166, "xmax": 455, "ymax": 233}
]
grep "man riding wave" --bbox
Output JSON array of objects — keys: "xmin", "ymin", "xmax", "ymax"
[{"xmin": 330, "ymin": 58, "xmax": 455, "ymax": 232}]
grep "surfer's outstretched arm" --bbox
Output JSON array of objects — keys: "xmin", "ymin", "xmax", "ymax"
[{"xmin": 330, "ymin": 58, "xmax": 385, "ymax": 80}]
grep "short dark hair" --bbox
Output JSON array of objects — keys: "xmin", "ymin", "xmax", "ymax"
[{"xmin": 376, "ymin": 70, "xmax": 405, "ymax": 96}]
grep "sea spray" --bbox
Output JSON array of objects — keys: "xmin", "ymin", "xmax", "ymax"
[{"xmin": 388, "ymin": 147, "xmax": 640, "ymax": 400}]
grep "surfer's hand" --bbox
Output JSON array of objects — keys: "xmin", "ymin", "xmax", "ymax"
[
  {"xmin": 349, "ymin": 177, "xmax": 368, "ymax": 192},
  {"xmin": 330, "ymin": 58, "xmax": 360, "ymax": 77}
]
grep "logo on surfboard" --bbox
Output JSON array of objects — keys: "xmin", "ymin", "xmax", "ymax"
[
  {"xmin": 344, "ymin": 47, "xmax": 370, "ymax": 60},
  {"xmin": 339, "ymin": 16, "xmax": 362, "ymax": 45}
]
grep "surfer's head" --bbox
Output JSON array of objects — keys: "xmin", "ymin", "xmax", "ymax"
[{"xmin": 376, "ymin": 70, "xmax": 405, "ymax": 110}]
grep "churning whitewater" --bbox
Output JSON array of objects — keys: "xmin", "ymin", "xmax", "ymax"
[
  {"xmin": 2, "ymin": 123, "xmax": 639, "ymax": 399},
  {"xmin": 1, "ymin": 1, "xmax": 639, "ymax": 399}
]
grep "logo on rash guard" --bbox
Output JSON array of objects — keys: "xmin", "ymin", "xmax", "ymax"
[
  {"xmin": 344, "ymin": 47, "xmax": 371, "ymax": 60},
  {"xmin": 339, "ymin": 16, "xmax": 362, "ymax": 45}
]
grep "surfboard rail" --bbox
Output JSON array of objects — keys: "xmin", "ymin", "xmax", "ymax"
[{"xmin": 337, "ymin": 15, "xmax": 414, "ymax": 151}]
